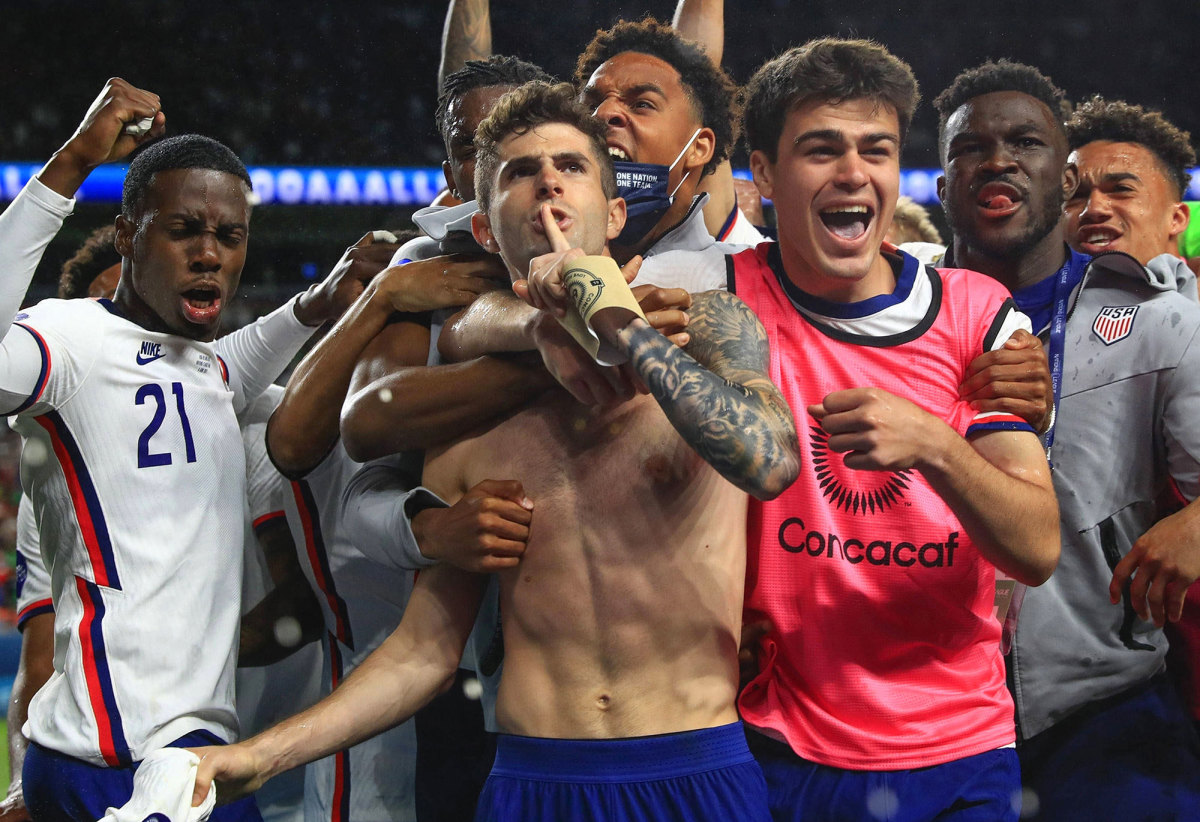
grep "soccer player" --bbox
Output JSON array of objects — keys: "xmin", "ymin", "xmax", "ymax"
[
  {"xmin": 2, "ymin": 78, "xmax": 355, "ymax": 820},
  {"xmin": 339, "ymin": 56, "xmax": 555, "ymax": 461},
  {"xmin": 192, "ymin": 80, "xmax": 799, "ymax": 821},
  {"xmin": 733, "ymin": 40, "xmax": 1059, "ymax": 822},
  {"xmin": 1065, "ymin": 96, "xmax": 1195, "ymax": 272},
  {"xmin": 430, "ymin": 18, "xmax": 754, "ymax": 404},
  {"xmin": 935, "ymin": 59, "xmax": 1200, "ymax": 820},
  {"xmin": 576, "ymin": 15, "xmax": 762, "ymax": 251}
]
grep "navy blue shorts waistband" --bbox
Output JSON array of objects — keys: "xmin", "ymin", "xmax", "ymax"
[{"xmin": 490, "ymin": 721, "xmax": 755, "ymax": 783}]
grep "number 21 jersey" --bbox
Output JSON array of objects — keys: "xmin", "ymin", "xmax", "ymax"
[{"xmin": 11, "ymin": 296, "xmax": 247, "ymax": 766}]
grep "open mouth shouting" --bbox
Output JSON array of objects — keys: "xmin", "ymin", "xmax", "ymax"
[
  {"xmin": 1075, "ymin": 224, "xmax": 1121, "ymax": 254},
  {"xmin": 976, "ymin": 181, "xmax": 1025, "ymax": 219},
  {"xmin": 820, "ymin": 204, "xmax": 875, "ymax": 244},
  {"xmin": 607, "ymin": 143, "xmax": 633, "ymax": 162},
  {"xmin": 180, "ymin": 283, "xmax": 223, "ymax": 324}
]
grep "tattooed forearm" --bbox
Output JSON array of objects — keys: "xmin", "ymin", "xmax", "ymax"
[
  {"xmin": 616, "ymin": 291, "xmax": 799, "ymax": 500},
  {"xmin": 440, "ymin": 0, "xmax": 493, "ymax": 89}
]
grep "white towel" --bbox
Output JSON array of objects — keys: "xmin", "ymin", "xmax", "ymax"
[{"xmin": 96, "ymin": 748, "xmax": 216, "ymax": 822}]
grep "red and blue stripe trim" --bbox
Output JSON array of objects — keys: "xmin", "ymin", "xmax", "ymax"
[
  {"xmin": 9, "ymin": 323, "xmax": 51, "ymax": 414},
  {"xmin": 35, "ymin": 412, "xmax": 120, "ymax": 589},
  {"xmin": 717, "ymin": 204, "xmax": 739, "ymax": 242},
  {"xmin": 293, "ymin": 480, "xmax": 353, "ymax": 648},
  {"xmin": 75, "ymin": 575, "xmax": 131, "ymax": 766},
  {"xmin": 327, "ymin": 633, "xmax": 352, "ymax": 822},
  {"xmin": 252, "ymin": 509, "xmax": 286, "ymax": 536},
  {"xmin": 966, "ymin": 412, "xmax": 1035, "ymax": 437},
  {"xmin": 17, "ymin": 597, "xmax": 53, "ymax": 630}
]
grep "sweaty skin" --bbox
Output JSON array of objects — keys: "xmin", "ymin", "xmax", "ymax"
[{"xmin": 424, "ymin": 389, "xmax": 746, "ymax": 737}]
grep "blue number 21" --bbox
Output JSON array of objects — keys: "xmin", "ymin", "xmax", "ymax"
[{"xmin": 135, "ymin": 382, "xmax": 197, "ymax": 468}]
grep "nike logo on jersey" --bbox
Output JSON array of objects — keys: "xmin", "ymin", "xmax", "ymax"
[{"xmin": 136, "ymin": 341, "xmax": 165, "ymax": 365}]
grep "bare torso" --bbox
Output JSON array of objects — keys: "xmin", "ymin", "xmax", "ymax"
[{"xmin": 425, "ymin": 391, "xmax": 747, "ymax": 738}]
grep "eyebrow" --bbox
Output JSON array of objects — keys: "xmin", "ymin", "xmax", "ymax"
[
  {"xmin": 948, "ymin": 121, "xmax": 1049, "ymax": 142},
  {"xmin": 794, "ymin": 129, "xmax": 898, "ymax": 146},
  {"xmin": 1098, "ymin": 171, "xmax": 1141, "ymax": 185},
  {"xmin": 164, "ymin": 212, "xmax": 248, "ymax": 230},
  {"xmin": 502, "ymin": 150, "xmax": 593, "ymax": 174},
  {"xmin": 582, "ymin": 81, "xmax": 667, "ymax": 102}
]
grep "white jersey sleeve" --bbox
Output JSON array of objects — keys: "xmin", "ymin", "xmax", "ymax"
[
  {"xmin": 244, "ymin": 421, "xmax": 286, "ymax": 525},
  {"xmin": 340, "ymin": 456, "xmax": 443, "ymax": 571},
  {"xmin": 15, "ymin": 495, "xmax": 53, "ymax": 630},
  {"xmin": 0, "ymin": 178, "xmax": 79, "ymax": 413},
  {"xmin": 212, "ymin": 297, "xmax": 314, "ymax": 414},
  {"xmin": 4, "ymin": 298, "xmax": 108, "ymax": 418}
]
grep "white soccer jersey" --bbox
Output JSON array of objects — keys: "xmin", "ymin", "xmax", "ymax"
[
  {"xmin": 15, "ymin": 494, "xmax": 53, "ymax": 629},
  {"xmin": 283, "ymin": 442, "xmax": 418, "ymax": 822},
  {"xmin": 0, "ymin": 176, "xmax": 316, "ymax": 773},
  {"xmin": 239, "ymin": 414, "xmax": 322, "ymax": 822},
  {"xmin": 13, "ymin": 295, "xmax": 250, "ymax": 766}
]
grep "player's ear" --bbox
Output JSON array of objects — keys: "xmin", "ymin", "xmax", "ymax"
[
  {"xmin": 684, "ymin": 128, "xmax": 716, "ymax": 172},
  {"xmin": 472, "ymin": 212, "xmax": 499, "ymax": 253},
  {"xmin": 749, "ymin": 150, "xmax": 775, "ymax": 200},
  {"xmin": 442, "ymin": 161, "xmax": 459, "ymax": 200},
  {"xmin": 606, "ymin": 196, "xmax": 627, "ymax": 241},
  {"xmin": 114, "ymin": 214, "xmax": 134, "ymax": 257},
  {"xmin": 1170, "ymin": 201, "xmax": 1190, "ymax": 243},
  {"xmin": 937, "ymin": 174, "xmax": 946, "ymax": 205},
  {"xmin": 1062, "ymin": 162, "xmax": 1079, "ymax": 200}
]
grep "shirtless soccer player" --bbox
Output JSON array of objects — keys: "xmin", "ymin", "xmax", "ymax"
[{"xmin": 193, "ymin": 81, "xmax": 800, "ymax": 821}]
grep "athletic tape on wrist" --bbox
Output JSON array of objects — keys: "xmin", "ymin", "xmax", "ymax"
[{"xmin": 554, "ymin": 255, "xmax": 645, "ymax": 366}]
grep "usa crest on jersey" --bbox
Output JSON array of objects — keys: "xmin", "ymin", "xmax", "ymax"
[{"xmin": 1093, "ymin": 305, "xmax": 1138, "ymax": 345}]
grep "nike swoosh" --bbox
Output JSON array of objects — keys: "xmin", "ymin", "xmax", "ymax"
[{"xmin": 136, "ymin": 352, "xmax": 165, "ymax": 365}]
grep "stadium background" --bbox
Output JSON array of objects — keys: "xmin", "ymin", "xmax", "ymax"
[{"xmin": 0, "ymin": 0, "xmax": 1195, "ymax": 789}]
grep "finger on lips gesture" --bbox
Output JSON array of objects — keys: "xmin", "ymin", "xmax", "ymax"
[{"xmin": 514, "ymin": 205, "xmax": 583, "ymax": 315}]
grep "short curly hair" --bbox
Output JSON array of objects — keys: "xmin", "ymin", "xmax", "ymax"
[
  {"xmin": 436, "ymin": 56, "xmax": 554, "ymax": 144},
  {"xmin": 742, "ymin": 38, "xmax": 920, "ymax": 160},
  {"xmin": 1067, "ymin": 96, "xmax": 1195, "ymax": 199},
  {"xmin": 934, "ymin": 60, "xmax": 1070, "ymax": 153},
  {"xmin": 574, "ymin": 17, "xmax": 737, "ymax": 177},
  {"xmin": 58, "ymin": 225, "xmax": 120, "ymax": 299},
  {"xmin": 474, "ymin": 82, "xmax": 616, "ymax": 211},
  {"xmin": 122, "ymin": 134, "xmax": 251, "ymax": 218}
]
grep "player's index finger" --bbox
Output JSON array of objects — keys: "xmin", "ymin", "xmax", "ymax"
[{"xmin": 541, "ymin": 204, "xmax": 571, "ymax": 254}]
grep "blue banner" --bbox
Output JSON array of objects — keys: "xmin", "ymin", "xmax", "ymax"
[{"xmin": 7, "ymin": 163, "xmax": 1200, "ymax": 206}]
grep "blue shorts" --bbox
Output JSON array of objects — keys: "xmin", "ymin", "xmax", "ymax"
[
  {"xmin": 475, "ymin": 721, "xmax": 770, "ymax": 821},
  {"xmin": 24, "ymin": 729, "xmax": 263, "ymax": 822},
  {"xmin": 748, "ymin": 731, "xmax": 1020, "ymax": 822},
  {"xmin": 1018, "ymin": 674, "xmax": 1200, "ymax": 821}
]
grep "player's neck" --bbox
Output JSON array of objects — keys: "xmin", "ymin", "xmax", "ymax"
[
  {"xmin": 779, "ymin": 243, "xmax": 896, "ymax": 304},
  {"xmin": 951, "ymin": 223, "xmax": 1069, "ymax": 292},
  {"xmin": 611, "ymin": 195, "xmax": 693, "ymax": 266}
]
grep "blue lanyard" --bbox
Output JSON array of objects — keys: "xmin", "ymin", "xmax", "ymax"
[{"xmin": 1043, "ymin": 257, "xmax": 1080, "ymax": 466}]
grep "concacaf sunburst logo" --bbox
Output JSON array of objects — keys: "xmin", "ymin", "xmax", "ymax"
[{"xmin": 810, "ymin": 423, "xmax": 912, "ymax": 514}]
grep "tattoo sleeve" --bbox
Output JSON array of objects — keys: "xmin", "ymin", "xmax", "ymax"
[
  {"xmin": 617, "ymin": 290, "xmax": 800, "ymax": 499},
  {"xmin": 439, "ymin": 0, "xmax": 493, "ymax": 90}
]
